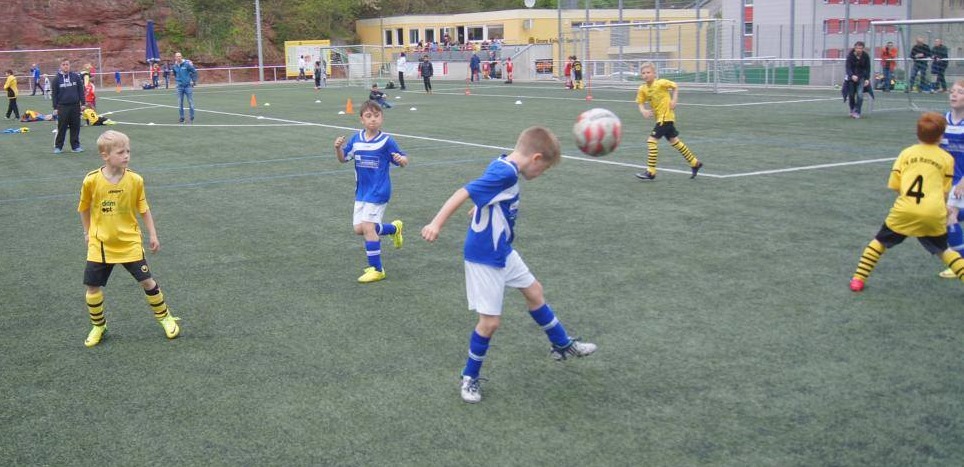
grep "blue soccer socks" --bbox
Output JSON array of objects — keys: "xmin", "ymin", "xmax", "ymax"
[
  {"xmin": 462, "ymin": 331, "xmax": 491, "ymax": 380},
  {"xmin": 365, "ymin": 240, "xmax": 383, "ymax": 271},
  {"xmin": 949, "ymin": 223, "xmax": 964, "ymax": 253},
  {"xmin": 375, "ymin": 223, "xmax": 397, "ymax": 236},
  {"xmin": 529, "ymin": 303, "xmax": 570, "ymax": 347}
]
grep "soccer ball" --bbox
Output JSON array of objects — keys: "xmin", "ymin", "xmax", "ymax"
[{"xmin": 573, "ymin": 108, "xmax": 621, "ymax": 157}]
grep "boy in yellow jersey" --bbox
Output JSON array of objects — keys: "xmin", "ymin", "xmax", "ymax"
[
  {"xmin": 634, "ymin": 62, "xmax": 703, "ymax": 181},
  {"xmin": 81, "ymin": 105, "xmax": 115, "ymax": 126},
  {"xmin": 850, "ymin": 112, "xmax": 964, "ymax": 291},
  {"xmin": 78, "ymin": 130, "xmax": 181, "ymax": 346}
]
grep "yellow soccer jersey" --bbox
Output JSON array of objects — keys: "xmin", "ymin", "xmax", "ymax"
[
  {"xmin": 4, "ymin": 74, "xmax": 17, "ymax": 98},
  {"xmin": 885, "ymin": 143, "xmax": 954, "ymax": 237},
  {"xmin": 636, "ymin": 78, "xmax": 676, "ymax": 124},
  {"xmin": 78, "ymin": 168, "xmax": 150, "ymax": 263},
  {"xmin": 82, "ymin": 107, "xmax": 99, "ymax": 125}
]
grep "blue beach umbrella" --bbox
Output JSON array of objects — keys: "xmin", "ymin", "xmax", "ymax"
[{"xmin": 146, "ymin": 20, "xmax": 160, "ymax": 64}]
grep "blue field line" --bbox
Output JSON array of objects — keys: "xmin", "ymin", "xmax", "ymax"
[{"xmin": 0, "ymin": 157, "xmax": 482, "ymax": 205}]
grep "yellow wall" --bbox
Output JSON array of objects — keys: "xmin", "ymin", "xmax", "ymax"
[{"xmin": 356, "ymin": 9, "xmax": 708, "ymax": 71}]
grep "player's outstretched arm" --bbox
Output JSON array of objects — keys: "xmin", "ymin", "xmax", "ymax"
[
  {"xmin": 422, "ymin": 188, "xmax": 470, "ymax": 242},
  {"xmin": 141, "ymin": 209, "xmax": 161, "ymax": 252}
]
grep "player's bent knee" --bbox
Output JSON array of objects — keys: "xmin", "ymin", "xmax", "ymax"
[{"xmin": 520, "ymin": 280, "xmax": 545, "ymax": 309}]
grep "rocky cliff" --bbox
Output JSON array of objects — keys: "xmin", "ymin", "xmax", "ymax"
[{"xmin": 0, "ymin": 0, "xmax": 280, "ymax": 75}]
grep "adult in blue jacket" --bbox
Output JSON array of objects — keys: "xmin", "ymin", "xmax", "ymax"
[{"xmin": 172, "ymin": 52, "xmax": 197, "ymax": 123}]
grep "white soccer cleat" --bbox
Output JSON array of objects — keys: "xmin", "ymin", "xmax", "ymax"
[
  {"xmin": 550, "ymin": 338, "xmax": 597, "ymax": 361},
  {"xmin": 460, "ymin": 376, "xmax": 482, "ymax": 403}
]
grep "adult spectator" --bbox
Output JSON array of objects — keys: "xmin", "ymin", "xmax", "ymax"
[
  {"xmin": 907, "ymin": 36, "xmax": 931, "ymax": 93},
  {"xmin": 932, "ymin": 38, "xmax": 949, "ymax": 93},
  {"xmin": 396, "ymin": 52, "xmax": 407, "ymax": 90},
  {"xmin": 30, "ymin": 64, "xmax": 42, "ymax": 96},
  {"xmin": 880, "ymin": 41, "xmax": 898, "ymax": 92},
  {"xmin": 844, "ymin": 41, "xmax": 871, "ymax": 119},
  {"xmin": 298, "ymin": 55, "xmax": 307, "ymax": 81},
  {"xmin": 162, "ymin": 61, "xmax": 171, "ymax": 89},
  {"xmin": 172, "ymin": 52, "xmax": 197, "ymax": 124},
  {"xmin": 470, "ymin": 52, "xmax": 481, "ymax": 82},
  {"xmin": 51, "ymin": 59, "xmax": 85, "ymax": 153},
  {"xmin": 418, "ymin": 55, "xmax": 433, "ymax": 94}
]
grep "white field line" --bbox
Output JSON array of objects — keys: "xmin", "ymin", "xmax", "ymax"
[{"xmin": 100, "ymin": 96, "xmax": 888, "ymax": 179}]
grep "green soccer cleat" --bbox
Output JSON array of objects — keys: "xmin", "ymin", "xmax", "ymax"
[
  {"xmin": 939, "ymin": 268, "xmax": 957, "ymax": 279},
  {"xmin": 159, "ymin": 315, "xmax": 181, "ymax": 339},
  {"xmin": 358, "ymin": 267, "xmax": 386, "ymax": 284},
  {"xmin": 390, "ymin": 220, "xmax": 404, "ymax": 249},
  {"xmin": 84, "ymin": 325, "xmax": 106, "ymax": 348}
]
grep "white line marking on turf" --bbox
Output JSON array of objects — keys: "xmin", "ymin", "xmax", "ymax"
[
  {"xmin": 99, "ymin": 96, "xmax": 888, "ymax": 180},
  {"xmin": 719, "ymin": 157, "xmax": 895, "ymax": 178}
]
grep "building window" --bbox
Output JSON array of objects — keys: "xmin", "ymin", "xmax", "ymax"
[
  {"xmin": 409, "ymin": 29, "xmax": 420, "ymax": 45},
  {"xmin": 467, "ymin": 26, "xmax": 484, "ymax": 41},
  {"xmin": 744, "ymin": 22, "xmax": 753, "ymax": 35},
  {"xmin": 824, "ymin": 19, "xmax": 842, "ymax": 34},
  {"xmin": 487, "ymin": 24, "xmax": 504, "ymax": 41},
  {"xmin": 395, "ymin": 28, "xmax": 403, "ymax": 46},
  {"xmin": 744, "ymin": 0, "xmax": 753, "ymax": 4},
  {"xmin": 384, "ymin": 29, "xmax": 393, "ymax": 46},
  {"xmin": 425, "ymin": 28, "xmax": 436, "ymax": 44}
]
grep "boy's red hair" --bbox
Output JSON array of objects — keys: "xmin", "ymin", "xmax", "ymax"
[{"xmin": 918, "ymin": 112, "xmax": 947, "ymax": 144}]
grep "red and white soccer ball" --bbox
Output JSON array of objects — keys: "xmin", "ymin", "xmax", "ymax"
[{"xmin": 573, "ymin": 108, "xmax": 621, "ymax": 157}]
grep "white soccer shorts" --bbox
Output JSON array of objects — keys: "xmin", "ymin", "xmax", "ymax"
[
  {"xmin": 352, "ymin": 201, "xmax": 387, "ymax": 226},
  {"xmin": 464, "ymin": 250, "xmax": 536, "ymax": 316},
  {"xmin": 948, "ymin": 186, "xmax": 964, "ymax": 210}
]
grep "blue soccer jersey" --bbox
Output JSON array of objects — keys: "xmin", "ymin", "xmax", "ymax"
[
  {"xmin": 463, "ymin": 156, "xmax": 520, "ymax": 268},
  {"xmin": 942, "ymin": 111, "xmax": 964, "ymax": 183},
  {"xmin": 342, "ymin": 129, "xmax": 405, "ymax": 203}
]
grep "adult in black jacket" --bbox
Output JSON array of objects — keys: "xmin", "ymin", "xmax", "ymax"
[
  {"xmin": 418, "ymin": 55, "xmax": 433, "ymax": 94},
  {"xmin": 844, "ymin": 41, "xmax": 871, "ymax": 118},
  {"xmin": 907, "ymin": 36, "xmax": 931, "ymax": 93},
  {"xmin": 51, "ymin": 59, "xmax": 86, "ymax": 153}
]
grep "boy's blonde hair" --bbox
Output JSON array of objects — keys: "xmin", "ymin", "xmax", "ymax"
[
  {"xmin": 515, "ymin": 126, "xmax": 561, "ymax": 166},
  {"xmin": 953, "ymin": 79, "xmax": 964, "ymax": 90},
  {"xmin": 639, "ymin": 62, "xmax": 656, "ymax": 73},
  {"xmin": 97, "ymin": 130, "xmax": 130, "ymax": 155}
]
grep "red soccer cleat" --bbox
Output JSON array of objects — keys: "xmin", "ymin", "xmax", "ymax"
[{"xmin": 849, "ymin": 278, "xmax": 865, "ymax": 292}]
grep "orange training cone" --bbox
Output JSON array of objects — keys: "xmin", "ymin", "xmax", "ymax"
[
  {"xmin": 345, "ymin": 98, "xmax": 353, "ymax": 114},
  {"xmin": 115, "ymin": 85, "xmax": 121, "ymax": 93},
  {"xmin": 250, "ymin": 94, "xmax": 257, "ymax": 107}
]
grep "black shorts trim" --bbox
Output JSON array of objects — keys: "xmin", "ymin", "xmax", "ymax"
[
  {"xmin": 875, "ymin": 223, "xmax": 948, "ymax": 255},
  {"xmin": 650, "ymin": 121, "xmax": 679, "ymax": 140},
  {"xmin": 83, "ymin": 258, "xmax": 152, "ymax": 287}
]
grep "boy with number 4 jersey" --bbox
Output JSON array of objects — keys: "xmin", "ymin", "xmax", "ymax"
[{"xmin": 851, "ymin": 113, "xmax": 964, "ymax": 291}]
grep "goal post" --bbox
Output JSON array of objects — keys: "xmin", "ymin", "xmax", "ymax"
[
  {"xmin": 0, "ymin": 47, "xmax": 102, "ymax": 87},
  {"xmin": 574, "ymin": 18, "xmax": 725, "ymax": 93},
  {"xmin": 870, "ymin": 18, "xmax": 964, "ymax": 112}
]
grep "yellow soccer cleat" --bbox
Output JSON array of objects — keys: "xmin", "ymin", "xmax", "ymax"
[
  {"xmin": 84, "ymin": 325, "xmax": 106, "ymax": 348},
  {"xmin": 159, "ymin": 315, "xmax": 181, "ymax": 339},
  {"xmin": 358, "ymin": 266, "xmax": 386, "ymax": 283},
  {"xmin": 939, "ymin": 268, "xmax": 957, "ymax": 279},
  {"xmin": 390, "ymin": 219, "xmax": 404, "ymax": 249}
]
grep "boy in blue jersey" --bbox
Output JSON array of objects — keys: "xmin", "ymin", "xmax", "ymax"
[
  {"xmin": 334, "ymin": 101, "xmax": 408, "ymax": 283},
  {"xmin": 939, "ymin": 79, "xmax": 964, "ymax": 278},
  {"xmin": 421, "ymin": 126, "xmax": 597, "ymax": 403}
]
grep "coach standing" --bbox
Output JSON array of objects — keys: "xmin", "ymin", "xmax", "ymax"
[
  {"xmin": 172, "ymin": 52, "xmax": 197, "ymax": 124},
  {"xmin": 52, "ymin": 59, "xmax": 85, "ymax": 153}
]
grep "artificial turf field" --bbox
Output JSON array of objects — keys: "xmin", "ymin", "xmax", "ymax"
[{"xmin": 1, "ymin": 79, "xmax": 963, "ymax": 465}]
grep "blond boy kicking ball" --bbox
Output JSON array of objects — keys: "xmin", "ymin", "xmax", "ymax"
[
  {"xmin": 422, "ymin": 126, "xmax": 597, "ymax": 403},
  {"xmin": 78, "ymin": 130, "xmax": 181, "ymax": 347}
]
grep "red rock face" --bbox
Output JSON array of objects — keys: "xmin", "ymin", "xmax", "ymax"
[
  {"xmin": 0, "ymin": 1, "xmax": 175, "ymax": 72},
  {"xmin": 0, "ymin": 0, "xmax": 281, "ymax": 76}
]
